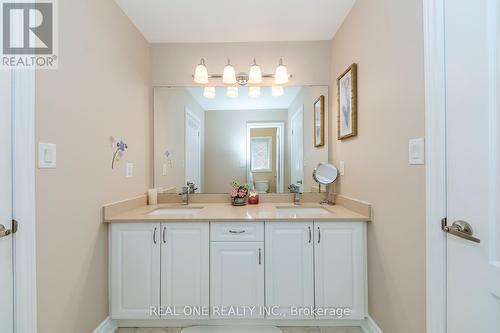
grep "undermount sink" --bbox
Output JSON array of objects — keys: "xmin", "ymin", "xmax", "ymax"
[
  {"xmin": 147, "ymin": 207, "xmax": 203, "ymax": 216},
  {"xmin": 275, "ymin": 206, "xmax": 332, "ymax": 215}
]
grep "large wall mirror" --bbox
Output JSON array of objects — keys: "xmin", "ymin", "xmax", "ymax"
[{"xmin": 154, "ymin": 86, "xmax": 328, "ymax": 194}]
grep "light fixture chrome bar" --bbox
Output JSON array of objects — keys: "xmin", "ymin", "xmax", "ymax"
[{"xmin": 191, "ymin": 74, "xmax": 293, "ymax": 79}]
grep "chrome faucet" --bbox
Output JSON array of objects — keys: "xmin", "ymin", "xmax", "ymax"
[
  {"xmin": 187, "ymin": 182, "xmax": 198, "ymax": 194},
  {"xmin": 179, "ymin": 186, "xmax": 189, "ymax": 205},
  {"xmin": 288, "ymin": 183, "xmax": 302, "ymax": 205}
]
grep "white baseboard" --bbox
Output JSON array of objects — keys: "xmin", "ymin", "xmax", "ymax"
[
  {"xmin": 93, "ymin": 316, "xmax": 118, "ymax": 333},
  {"xmin": 361, "ymin": 316, "xmax": 383, "ymax": 333}
]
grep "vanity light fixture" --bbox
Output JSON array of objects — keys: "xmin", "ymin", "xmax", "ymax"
[
  {"xmin": 222, "ymin": 59, "xmax": 237, "ymax": 84},
  {"xmin": 274, "ymin": 58, "xmax": 289, "ymax": 85},
  {"xmin": 227, "ymin": 86, "xmax": 238, "ymax": 98},
  {"xmin": 193, "ymin": 58, "xmax": 209, "ymax": 84},
  {"xmin": 192, "ymin": 58, "xmax": 292, "ymax": 86},
  {"xmin": 203, "ymin": 86, "xmax": 216, "ymax": 99},
  {"xmin": 248, "ymin": 59, "xmax": 262, "ymax": 84},
  {"xmin": 249, "ymin": 86, "xmax": 261, "ymax": 98},
  {"xmin": 272, "ymin": 86, "xmax": 284, "ymax": 97}
]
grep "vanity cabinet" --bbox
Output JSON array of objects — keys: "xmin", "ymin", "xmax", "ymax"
[
  {"xmin": 314, "ymin": 222, "xmax": 366, "ymax": 320},
  {"xmin": 161, "ymin": 223, "xmax": 209, "ymax": 318},
  {"xmin": 110, "ymin": 223, "xmax": 161, "ymax": 319},
  {"xmin": 265, "ymin": 222, "xmax": 315, "ymax": 318},
  {"xmin": 110, "ymin": 222, "xmax": 209, "ymax": 320}
]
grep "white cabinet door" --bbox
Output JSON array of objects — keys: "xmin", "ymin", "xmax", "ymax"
[
  {"xmin": 110, "ymin": 223, "xmax": 161, "ymax": 319},
  {"xmin": 314, "ymin": 222, "xmax": 366, "ymax": 320},
  {"xmin": 210, "ymin": 242, "xmax": 264, "ymax": 319},
  {"xmin": 161, "ymin": 223, "xmax": 209, "ymax": 319},
  {"xmin": 265, "ymin": 222, "xmax": 314, "ymax": 318}
]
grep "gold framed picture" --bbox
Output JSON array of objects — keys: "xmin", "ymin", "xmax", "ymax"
[
  {"xmin": 337, "ymin": 63, "xmax": 358, "ymax": 140},
  {"xmin": 314, "ymin": 95, "xmax": 325, "ymax": 147}
]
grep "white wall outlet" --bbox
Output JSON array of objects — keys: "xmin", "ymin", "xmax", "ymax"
[
  {"xmin": 339, "ymin": 161, "xmax": 345, "ymax": 176},
  {"xmin": 409, "ymin": 138, "xmax": 425, "ymax": 165},
  {"xmin": 38, "ymin": 143, "xmax": 57, "ymax": 168},
  {"xmin": 162, "ymin": 163, "xmax": 167, "ymax": 176},
  {"xmin": 126, "ymin": 162, "xmax": 134, "ymax": 178}
]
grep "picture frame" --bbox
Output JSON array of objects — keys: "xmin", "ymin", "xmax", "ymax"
[
  {"xmin": 337, "ymin": 63, "xmax": 358, "ymax": 140},
  {"xmin": 314, "ymin": 95, "xmax": 325, "ymax": 147}
]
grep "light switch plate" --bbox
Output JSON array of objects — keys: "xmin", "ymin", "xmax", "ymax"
[
  {"xmin": 409, "ymin": 138, "xmax": 425, "ymax": 165},
  {"xmin": 339, "ymin": 161, "xmax": 345, "ymax": 176},
  {"xmin": 126, "ymin": 163, "xmax": 134, "ymax": 178},
  {"xmin": 38, "ymin": 143, "xmax": 56, "ymax": 168}
]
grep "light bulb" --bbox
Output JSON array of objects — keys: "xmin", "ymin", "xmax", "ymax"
[
  {"xmin": 274, "ymin": 58, "xmax": 289, "ymax": 85},
  {"xmin": 222, "ymin": 59, "xmax": 237, "ymax": 84},
  {"xmin": 203, "ymin": 86, "xmax": 216, "ymax": 99},
  {"xmin": 248, "ymin": 59, "xmax": 262, "ymax": 84},
  {"xmin": 272, "ymin": 86, "xmax": 284, "ymax": 97},
  {"xmin": 249, "ymin": 86, "xmax": 261, "ymax": 98},
  {"xmin": 227, "ymin": 86, "xmax": 238, "ymax": 98},
  {"xmin": 193, "ymin": 58, "xmax": 208, "ymax": 84}
]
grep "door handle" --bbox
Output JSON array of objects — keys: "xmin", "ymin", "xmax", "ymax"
[
  {"xmin": 308, "ymin": 226, "xmax": 312, "ymax": 243},
  {"xmin": 317, "ymin": 227, "xmax": 321, "ymax": 243},
  {"xmin": 229, "ymin": 230, "xmax": 246, "ymax": 234},
  {"xmin": 0, "ymin": 220, "xmax": 18, "ymax": 239},
  {"xmin": 442, "ymin": 218, "xmax": 480, "ymax": 243},
  {"xmin": 258, "ymin": 248, "xmax": 262, "ymax": 265},
  {"xmin": 153, "ymin": 227, "xmax": 157, "ymax": 244},
  {"xmin": 0, "ymin": 224, "xmax": 11, "ymax": 238}
]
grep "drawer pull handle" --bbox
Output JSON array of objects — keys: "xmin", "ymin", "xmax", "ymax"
[{"xmin": 229, "ymin": 230, "xmax": 246, "ymax": 234}]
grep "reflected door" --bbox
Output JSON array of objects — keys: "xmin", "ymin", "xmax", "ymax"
[
  {"xmin": 185, "ymin": 108, "xmax": 201, "ymax": 192},
  {"xmin": 0, "ymin": 70, "xmax": 14, "ymax": 332},
  {"xmin": 291, "ymin": 106, "xmax": 304, "ymax": 187},
  {"xmin": 444, "ymin": 0, "xmax": 500, "ymax": 331}
]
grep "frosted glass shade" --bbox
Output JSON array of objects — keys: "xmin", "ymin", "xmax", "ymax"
[
  {"xmin": 272, "ymin": 86, "xmax": 284, "ymax": 97},
  {"xmin": 227, "ymin": 86, "xmax": 238, "ymax": 98},
  {"xmin": 249, "ymin": 86, "xmax": 261, "ymax": 97},
  {"xmin": 274, "ymin": 59, "xmax": 289, "ymax": 85},
  {"xmin": 248, "ymin": 63, "xmax": 262, "ymax": 84},
  {"xmin": 222, "ymin": 62, "xmax": 237, "ymax": 84},
  {"xmin": 193, "ymin": 59, "xmax": 208, "ymax": 84},
  {"xmin": 203, "ymin": 86, "xmax": 216, "ymax": 99}
]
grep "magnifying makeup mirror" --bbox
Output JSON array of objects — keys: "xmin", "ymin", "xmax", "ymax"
[{"xmin": 313, "ymin": 163, "xmax": 339, "ymax": 194}]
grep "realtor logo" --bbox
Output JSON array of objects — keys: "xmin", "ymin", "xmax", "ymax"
[{"xmin": 1, "ymin": 0, "xmax": 58, "ymax": 68}]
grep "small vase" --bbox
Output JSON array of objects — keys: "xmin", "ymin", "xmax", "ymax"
[{"xmin": 232, "ymin": 197, "xmax": 247, "ymax": 206}]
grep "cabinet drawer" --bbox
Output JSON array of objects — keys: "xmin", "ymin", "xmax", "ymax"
[{"xmin": 210, "ymin": 222, "xmax": 264, "ymax": 242}]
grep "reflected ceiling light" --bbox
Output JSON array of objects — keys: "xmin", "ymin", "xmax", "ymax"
[
  {"xmin": 193, "ymin": 58, "xmax": 209, "ymax": 84},
  {"xmin": 272, "ymin": 86, "xmax": 284, "ymax": 97},
  {"xmin": 248, "ymin": 59, "xmax": 262, "ymax": 84},
  {"xmin": 227, "ymin": 86, "xmax": 238, "ymax": 98},
  {"xmin": 222, "ymin": 59, "xmax": 237, "ymax": 84},
  {"xmin": 203, "ymin": 86, "xmax": 216, "ymax": 99},
  {"xmin": 249, "ymin": 86, "xmax": 261, "ymax": 98},
  {"xmin": 274, "ymin": 58, "xmax": 289, "ymax": 85}
]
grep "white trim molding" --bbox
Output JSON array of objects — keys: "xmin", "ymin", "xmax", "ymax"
[
  {"xmin": 12, "ymin": 67, "xmax": 37, "ymax": 332},
  {"xmin": 93, "ymin": 317, "xmax": 118, "ymax": 333},
  {"xmin": 360, "ymin": 316, "xmax": 383, "ymax": 333},
  {"xmin": 423, "ymin": 0, "xmax": 447, "ymax": 332}
]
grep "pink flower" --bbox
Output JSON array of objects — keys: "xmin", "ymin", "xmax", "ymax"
[
  {"xmin": 238, "ymin": 189, "xmax": 246, "ymax": 197},
  {"xmin": 230, "ymin": 189, "xmax": 238, "ymax": 197}
]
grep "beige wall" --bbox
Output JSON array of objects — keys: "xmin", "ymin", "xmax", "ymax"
[
  {"xmin": 329, "ymin": 0, "xmax": 425, "ymax": 332},
  {"xmin": 35, "ymin": 0, "xmax": 151, "ymax": 332},
  {"xmin": 151, "ymin": 41, "xmax": 332, "ymax": 86},
  {"xmin": 204, "ymin": 109, "xmax": 288, "ymax": 193},
  {"xmin": 288, "ymin": 86, "xmax": 329, "ymax": 192},
  {"xmin": 154, "ymin": 88, "xmax": 205, "ymax": 191},
  {"xmin": 250, "ymin": 128, "xmax": 278, "ymax": 192}
]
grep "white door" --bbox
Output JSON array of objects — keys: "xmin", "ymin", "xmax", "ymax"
[
  {"xmin": 110, "ymin": 223, "xmax": 161, "ymax": 319},
  {"xmin": 161, "ymin": 223, "xmax": 209, "ymax": 319},
  {"xmin": 185, "ymin": 108, "xmax": 201, "ymax": 192},
  {"xmin": 210, "ymin": 242, "xmax": 265, "ymax": 319},
  {"xmin": 290, "ymin": 106, "xmax": 304, "ymax": 188},
  {"xmin": 444, "ymin": 0, "xmax": 500, "ymax": 331},
  {"xmin": 314, "ymin": 222, "xmax": 366, "ymax": 320},
  {"xmin": 265, "ymin": 222, "xmax": 314, "ymax": 318},
  {"xmin": 0, "ymin": 69, "xmax": 13, "ymax": 332}
]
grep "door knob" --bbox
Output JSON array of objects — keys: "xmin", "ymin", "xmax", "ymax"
[
  {"xmin": 0, "ymin": 224, "xmax": 12, "ymax": 238},
  {"xmin": 441, "ymin": 218, "xmax": 480, "ymax": 243}
]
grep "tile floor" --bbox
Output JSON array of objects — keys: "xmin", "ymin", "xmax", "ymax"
[{"xmin": 116, "ymin": 327, "xmax": 363, "ymax": 333}]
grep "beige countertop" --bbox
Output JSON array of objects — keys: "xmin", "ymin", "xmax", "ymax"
[{"xmin": 104, "ymin": 202, "xmax": 370, "ymax": 223}]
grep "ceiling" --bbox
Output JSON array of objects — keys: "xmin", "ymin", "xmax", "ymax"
[
  {"xmin": 187, "ymin": 86, "xmax": 302, "ymax": 111},
  {"xmin": 114, "ymin": 0, "xmax": 356, "ymax": 43}
]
